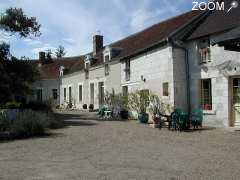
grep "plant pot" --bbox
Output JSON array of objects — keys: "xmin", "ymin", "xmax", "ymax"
[
  {"xmin": 138, "ymin": 113, "xmax": 149, "ymax": 123},
  {"xmin": 120, "ymin": 110, "xmax": 128, "ymax": 119},
  {"xmin": 153, "ymin": 116, "xmax": 160, "ymax": 125}
]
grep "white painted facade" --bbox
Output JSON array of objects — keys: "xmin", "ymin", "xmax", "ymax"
[{"xmin": 187, "ymin": 36, "xmax": 240, "ymax": 127}]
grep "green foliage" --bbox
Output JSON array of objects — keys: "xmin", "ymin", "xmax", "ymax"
[
  {"xmin": 105, "ymin": 92, "xmax": 128, "ymax": 110},
  {"xmin": 0, "ymin": 8, "xmax": 41, "ymax": 37},
  {"xmin": 55, "ymin": 45, "xmax": 66, "ymax": 58},
  {"xmin": 10, "ymin": 110, "xmax": 49, "ymax": 138},
  {"xmin": 0, "ymin": 110, "xmax": 10, "ymax": 132},
  {"xmin": 0, "ymin": 43, "xmax": 10, "ymax": 60},
  {"xmin": 128, "ymin": 90, "xmax": 150, "ymax": 114},
  {"xmin": 5, "ymin": 101, "xmax": 22, "ymax": 109},
  {"xmin": 148, "ymin": 94, "xmax": 173, "ymax": 117}
]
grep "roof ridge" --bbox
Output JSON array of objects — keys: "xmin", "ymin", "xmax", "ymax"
[{"xmin": 109, "ymin": 10, "xmax": 196, "ymax": 47}]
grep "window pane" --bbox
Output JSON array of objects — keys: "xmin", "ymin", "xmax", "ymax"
[
  {"xmin": 201, "ymin": 79, "xmax": 212, "ymax": 110},
  {"xmin": 52, "ymin": 89, "xmax": 58, "ymax": 100},
  {"xmin": 64, "ymin": 88, "xmax": 66, "ymax": 101},
  {"xmin": 163, "ymin": 83, "xmax": 169, "ymax": 96},
  {"xmin": 79, "ymin": 85, "xmax": 82, "ymax": 102}
]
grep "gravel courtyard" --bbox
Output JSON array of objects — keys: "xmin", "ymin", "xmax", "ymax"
[{"xmin": 0, "ymin": 112, "xmax": 240, "ymax": 180}]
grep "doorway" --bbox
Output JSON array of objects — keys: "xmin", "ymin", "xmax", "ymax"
[
  {"xmin": 232, "ymin": 78, "xmax": 240, "ymax": 127},
  {"xmin": 98, "ymin": 82, "xmax": 104, "ymax": 107}
]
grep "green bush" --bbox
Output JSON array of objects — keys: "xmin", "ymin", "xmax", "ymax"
[
  {"xmin": 10, "ymin": 110, "xmax": 49, "ymax": 138},
  {"xmin": 5, "ymin": 101, "xmax": 22, "ymax": 109},
  {"xmin": 24, "ymin": 101, "xmax": 51, "ymax": 111},
  {"xmin": 0, "ymin": 110, "xmax": 11, "ymax": 132}
]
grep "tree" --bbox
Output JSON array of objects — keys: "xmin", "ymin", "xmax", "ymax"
[
  {"xmin": 55, "ymin": 45, "xmax": 66, "ymax": 58},
  {"xmin": 0, "ymin": 42, "xmax": 10, "ymax": 60},
  {"xmin": 0, "ymin": 8, "xmax": 41, "ymax": 37},
  {"xmin": 0, "ymin": 8, "xmax": 41, "ymax": 105},
  {"xmin": 46, "ymin": 49, "xmax": 53, "ymax": 60}
]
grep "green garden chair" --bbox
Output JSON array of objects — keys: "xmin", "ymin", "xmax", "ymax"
[
  {"xmin": 170, "ymin": 111, "xmax": 179, "ymax": 131},
  {"xmin": 191, "ymin": 109, "xmax": 203, "ymax": 129},
  {"xmin": 174, "ymin": 108, "xmax": 189, "ymax": 131}
]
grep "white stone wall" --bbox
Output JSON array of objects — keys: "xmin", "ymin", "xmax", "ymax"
[
  {"xmin": 60, "ymin": 60, "xmax": 121, "ymax": 110},
  {"xmin": 60, "ymin": 71, "xmax": 85, "ymax": 109},
  {"xmin": 121, "ymin": 45, "xmax": 175, "ymax": 106},
  {"xmin": 172, "ymin": 48, "xmax": 188, "ymax": 111},
  {"xmin": 30, "ymin": 79, "xmax": 60, "ymax": 105},
  {"xmin": 187, "ymin": 38, "xmax": 240, "ymax": 127}
]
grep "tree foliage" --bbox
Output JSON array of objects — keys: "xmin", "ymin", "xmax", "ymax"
[
  {"xmin": 0, "ymin": 8, "xmax": 41, "ymax": 38},
  {"xmin": 0, "ymin": 8, "xmax": 41, "ymax": 105},
  {"xmin": 55, "ymin": 45, "xmax": 66, "ymax": 58}
]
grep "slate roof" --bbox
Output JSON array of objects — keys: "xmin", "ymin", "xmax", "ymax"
[
  {"xmin": 34, "ymin": 56, "xmax": 84, "ymax": 79},
  {"xmin": 35, "ymin": 10, "xmax": 202, "ymax": 79},
  {"xmin": 188, "ymin": 0, "xmax": 240, "ymax": 40}
]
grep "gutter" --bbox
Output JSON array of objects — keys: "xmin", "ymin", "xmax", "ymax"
[{"xmin": 169, "ymin": 38, "xmax": 191, "ymax": 114}]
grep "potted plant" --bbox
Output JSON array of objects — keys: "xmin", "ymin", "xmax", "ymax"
[
  {"xmin": 104, "ymin": 91, "xmax": 129, "ymax": 120},
  {"xmin": 89, "ymin": 104, "xmax": 94, "ymax": 111},
  {"xmin": 82, "ymin": 104, "xmax": 87, "ymax": 109},
  {"xmin": 128, "ymin": 90, "xmax": 150, "ymax": 123},
  {"xmin": 149, "ymin": 94, "xmax": 162, "ymax": 127}
]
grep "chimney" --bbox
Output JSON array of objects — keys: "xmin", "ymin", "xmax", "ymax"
[
  {"xmin": 39, "ymin": 51, "xmax": 46, "ymax": 62},
  {"xmin": 93, "ymin": 35, "xmax": 103, "ymax": 55}
]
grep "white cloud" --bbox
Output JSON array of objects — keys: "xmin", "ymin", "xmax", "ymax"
[
  {"xmin": 63, "ymin": 38, "xmax": 77, "ymax": 45},
  {"xmin": 1, "ymin": 0, "xmax": 190, "ymax": 58},
  {"xmin": 23, "ymin": 38, "xmax": 42, "ymax": 46},
  {"xmin": 32, "ymin": 44, "xmax": 56, "ymax": 55}
]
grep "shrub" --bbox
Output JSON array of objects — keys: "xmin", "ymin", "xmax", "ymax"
[
  {"xmin": 5, "ymin": 101, "xmax": 22, "ymax": 109},
  {"xmin": 89, "ymin": 104, "xmax": 94, "ymax": 111},
  {"xmin": 10, "ymin": 110, "xmax": 49, "ymax": 138},
  {"xmin": 24, "ymin": 101, "xmax": 51, "ymax": 111},
  {"xmin": 83, "ymin": 104, "xmax": 87, "ymax": 109},
  {"xmin": 0, "ymin": 110, "xmax": 11, "ymax": 132}
]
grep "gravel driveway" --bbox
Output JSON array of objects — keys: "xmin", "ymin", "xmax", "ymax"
[{"xmin": 0, "ymin": 112, "xmax": 240, "ymax": 180}]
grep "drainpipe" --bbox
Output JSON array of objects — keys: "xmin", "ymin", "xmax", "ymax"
[{"xmin": 169, "ymin": 39, "xmax": 191, "ymax": 115}]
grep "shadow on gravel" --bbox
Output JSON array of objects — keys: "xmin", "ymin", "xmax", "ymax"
[
  {"xmin": 182, "ymin": 126, "xmax": 217, "ymax": 133},
  {"xmin": 64, "ymin": 120, "xmax": 98, "ymax": 126},
  {"xmin": 0, "ymin": 132, "xmax": 66, "ymax": 143}
]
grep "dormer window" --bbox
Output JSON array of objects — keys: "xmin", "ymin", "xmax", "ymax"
[
  {"xmin": 199, "ymin": 39, "xmax": 211, "ymax": 64},
  {"xmin": 104, "ymin": 54, "xmax": 110, "ymax": 63},
  {"xmin": 59, "ymin": 66, "xmax": 65, "ymax": 76}
]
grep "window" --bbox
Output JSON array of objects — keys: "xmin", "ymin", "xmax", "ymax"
[
  {"xmin": 63, "ymin": 88, "xmax": 66, "ymax": 101},
  {"xmin": 125, "ymin": 60, "xmax": 130, "ymax": 81},
  {"xmin": 104, "ymin": 55, "xmax": 110, "ymax": 62},
  {"xmin": 36, "ymin": 89, "xmax": 42, "ymax": 102},
  {"xmin": 199, "ymin": 39, "xmax": 211, "ymax": 64},
  {"xmin": 201, "ymin": 79, "xmax": 212, "ymax": 110},
  {"xmin": 163, "ymin": 83, "xmax": 169, "ymax": 96},
  {"xmin": 69, "ymin": 86, "xmax": 72, "ymax": 103},
  {"xmin": 122, "ymin": 86, "xmax": 128, "ymax": 96},
  {"xmin": 105, "ymin": 64, "xmax": 109, "ymax": 76},
  {"xmin": 199, "ymin": 47, "xmax": 211, "ymax": 63},
  {"xmin": 79, "ymin": 85, "xmax": 83, "ymax": 102},
  {"xmin": 52, "ymin": 89, "xmax": 58, "ymax": 100},
  {"xmin": 90, "ymin": 83, "xmax": 94, "ymax": 104}
]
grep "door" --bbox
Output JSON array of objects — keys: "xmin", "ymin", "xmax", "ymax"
[
  {"xmin": 90, "ymin": 83, "xmax": 94, "ymax": 105},
  {"xmin": 232, "ymin": 78, "xmax": 240, "ymax": 126},
  {"xmin": 98, "ymin": 82, "xmax": 104, "ymax": 107}
]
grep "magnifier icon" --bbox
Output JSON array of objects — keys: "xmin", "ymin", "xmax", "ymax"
[{"xmin": 227, "ymin": 0, "xmax": 238, "ymax": 13}]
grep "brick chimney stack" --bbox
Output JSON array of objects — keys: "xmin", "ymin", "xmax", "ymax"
[
  {"xmin": 39, "ymin": 51, "xmax": 46, "ymax": 62},
  {"xmin": 93, "ymin": 35, "xmax": 103, "ymax": 55}
]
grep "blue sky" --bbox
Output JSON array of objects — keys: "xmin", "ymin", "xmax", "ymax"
[{"xmin": 0, "ymin": 0, "xmax": 196, "ymax": 59}]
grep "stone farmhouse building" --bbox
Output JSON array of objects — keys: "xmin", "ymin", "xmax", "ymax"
[{"xmin": 30, "ymin": 3, "xmax": 240, "ymax": 128}]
